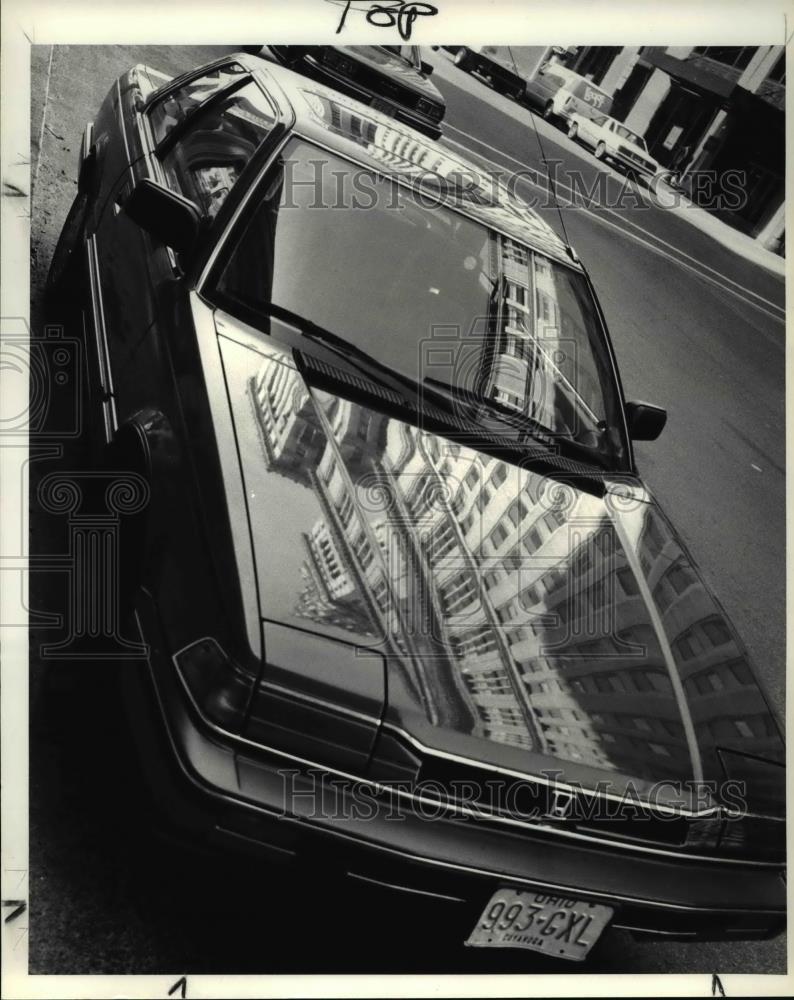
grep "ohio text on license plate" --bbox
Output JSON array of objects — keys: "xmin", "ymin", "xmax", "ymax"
[{"xmin": 466, "ymin": 888, "xmax": 614, "ymax": 961}]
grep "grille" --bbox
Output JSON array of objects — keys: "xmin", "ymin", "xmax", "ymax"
[{"xmin": 419, "ymin": 756, "xmax": 689, "ymax": 847}]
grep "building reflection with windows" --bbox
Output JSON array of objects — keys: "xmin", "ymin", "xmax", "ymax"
[{"xmin": 248, "ymin": 247, "xmax": 780, "ymax": 788}]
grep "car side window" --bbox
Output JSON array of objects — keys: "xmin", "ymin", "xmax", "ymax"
[
  {"xmin": 149, "ymin": 62, "xmax": 248, "ymax": 146},
  {"xmin": 158, "ymin": 81, "xmax": 277, "ymax": 220}
]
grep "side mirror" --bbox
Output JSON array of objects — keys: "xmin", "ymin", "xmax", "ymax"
[
  {"xmin": 421, "ymin": 60, "xmax": 434, "ymax": 76},
  {"xmin": 124, "ymin": 179, "xmax": 202, "ymax": 253},
  {"xmin": 625, "ymin": 400, "xmax": 667, "ymax": 441}
]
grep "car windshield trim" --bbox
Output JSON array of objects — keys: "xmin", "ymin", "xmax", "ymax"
[{"xmin": 204, "ymin": 137, "xmax": 629, "ymax": 470}]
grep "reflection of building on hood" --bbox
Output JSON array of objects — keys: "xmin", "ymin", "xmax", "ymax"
[
  {"xmin": 251, "ymin": 350, "xmax": 777, "ymax": 780},
  {"xmin": 638, "ymin": 510, "xmax": 782, "ymax": 764},
  {"xmin": 294, "ymin": 555, "xmax": 376, "ymax": 637},
  {"xmin": 250, "ymin": 365, "xmax": 325, "ymax": 487}
]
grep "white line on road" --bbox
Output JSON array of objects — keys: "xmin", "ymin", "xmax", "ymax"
[
  {"xmin": 441, "ymin": 124, "xmax": 785, "ymax": 324},
  {"xmin": 33, "ymin": 45, "xmax": 55, "ymax": 195}
]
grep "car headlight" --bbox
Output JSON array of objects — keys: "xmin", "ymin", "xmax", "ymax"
[
  {"xmin": 417, "ymin": 98, "xmax": 444, "ymax": 120},
  {"xmin": 323, "ymin": 49, "xmax": 356, "ymax": 76},
  {"xmin": 173, "ymin": 636, "xmax": 255, "ymax": 730}
]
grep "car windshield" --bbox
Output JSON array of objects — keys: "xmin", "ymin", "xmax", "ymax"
[
  {"xmin": 615, "ymin": 124, "xmax": 646, "ymax": 149},
  {"xmin": 380, "ymin": 45, "xmax": 420, "ymax": 68},
  {"xmin": 207, "ymin": 139, "xmax": 627, "ymax": 469}
]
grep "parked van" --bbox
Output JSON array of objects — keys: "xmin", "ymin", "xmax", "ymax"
[{"xmin": 548, "ymin": 70, "xmax": 613, "ymax": 125}]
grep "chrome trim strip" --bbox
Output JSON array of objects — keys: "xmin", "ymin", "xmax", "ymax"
[
  {"xmin": 137, "ymin": 613, "xmax": 783, "ymax": 911},
  {"xmin": 84, "ymin": 235, "xmax": 117, "ymax": 443},
  {"xmin": 379, "ymin": 721, "xmax": 708, "ymax": 817},
  {"xmin": 165, "ymin": 646, "xmax": 782, "ymax": 868},
  {"xmin": 86, "ymin": 236, "xmax": 114, "ymax": 396},
  {"xmin": 346, "ymin": 871, "xmax": 466, "ymax": 903}
]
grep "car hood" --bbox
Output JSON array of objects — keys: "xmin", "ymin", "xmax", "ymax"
[
  {"xmin": 340, "ymin": 45, "xmax": 443, "ymax": 102},
  {"xmin": 217, "ymin": 320, "xmax": 783, "ymax": 806}
]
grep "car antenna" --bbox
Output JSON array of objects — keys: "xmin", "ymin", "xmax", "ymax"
[{"xmin": 505, "ymin": 45, "xmax": 574, "ymax": 257}]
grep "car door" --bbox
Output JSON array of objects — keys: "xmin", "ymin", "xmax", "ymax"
[
  {"xmin": 93, "ymin": 59, "xmax": 273, "ymax": 426},
  {"xmin": 577, "ymin": 115, "xmax": 598, "ymax": 148}
]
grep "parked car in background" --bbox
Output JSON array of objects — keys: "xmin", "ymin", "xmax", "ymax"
[
  {"xmin": 47, "ymin": 51, "xmax": 786, "ymax": 964},
  {"xmin": 546, "ymin": 70, "xmax": 613, "ymax": 127},
  {"xmin": 245, "ymin": 44, "xmax": 445, "ymax": 138},
  {"xmin": 567, "ymin": 111, "xmax": 661, "ymax": 180},
  {"xmin": 451, "ymin": 46, "xmax": 528, "ymax": 100},
  {"xmin": 524, "ymin": 63, "xmax": 573, "ymax": 116}
]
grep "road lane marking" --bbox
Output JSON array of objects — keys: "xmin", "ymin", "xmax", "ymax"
[
  {"xmin": 441, "ymin": 124, "xmax": 785, "ymax": 322},
  {"xmin": 561, "ymin": 204, "xmax": 788, "ymax": 326}
]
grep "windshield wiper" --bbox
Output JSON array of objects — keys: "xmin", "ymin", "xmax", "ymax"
[
  {"xmin": 266, "ymin": 303, "xmax": 422, "ymax": 401},
  {"xmin": 266, "ymin": 305, "xmax": 608, "ymax": 470},
  {"xmin": 422, "ymin": 375, "xmax": 609, "ymax": 469}
]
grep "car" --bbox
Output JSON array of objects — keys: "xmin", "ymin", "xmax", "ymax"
[
  {"xmin": 451, "ymin": 46, "xmax": 530, "ymax": 101},
  {"xmin": 450, "ymin": 46, "xmax": 571, "ymax": 116},
  {"xmin": 567, "ymin": 111, "xmax": 661, "ymax": 180},
  {"xmin": 545, "ymin": 71, "xmax": 614, "ymax": 128},
  {"xmin": 46, "ymin": 51, "xmax": 785, "ymax": 963},
  {"xmin": 244, "ymin": 44, "xmax": 445, "ymax": 138},
  {"xmin": 524, "ymin": 64, "xmax": 572, "ymax": 117}
]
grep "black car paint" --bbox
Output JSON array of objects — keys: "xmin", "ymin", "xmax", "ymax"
[
  {"xmin": 50, "ymin": 52, "xmax": 786, "ymax": 948},
  {"xmin": 267, "ymin": 44, "xmax": 445, "ymax": 138}
]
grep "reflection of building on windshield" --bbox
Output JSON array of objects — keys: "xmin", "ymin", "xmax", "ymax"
[
  {"xmin": 249, "ymin": 355, "xmax": 778, "ymax": 776},
  {"xmin": 298, "ymin": 89, "xmax": 570, "ymax": 262},
  {"xmin": 477, "ymin": 235, "xmax": 603, "ymax": 436}
]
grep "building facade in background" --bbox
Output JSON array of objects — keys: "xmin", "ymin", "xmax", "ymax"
[{"xmin": 558, "ymin": 45, "xmax": 785, "ymax": 251}]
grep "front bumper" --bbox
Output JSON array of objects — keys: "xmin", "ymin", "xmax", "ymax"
[
  {"xmin": 607, "ymin": 148, "xmax": 657, "ymax": 176},
  {"xmin": 126, "ymin": 592, "xmax": 786, "ymax": 945}
]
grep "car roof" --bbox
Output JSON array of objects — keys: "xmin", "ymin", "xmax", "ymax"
[{"xmin": 247, "ymin": 57, "xmax": 579, "ymax": 268}]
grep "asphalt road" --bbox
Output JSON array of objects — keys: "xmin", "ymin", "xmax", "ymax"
[{"xmin": 28, "ymin": 45, "xmax": 786, "ymax": 977}]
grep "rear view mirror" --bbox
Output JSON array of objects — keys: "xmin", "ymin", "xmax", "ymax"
[
  {"xmin": 625, "ymin": 400, "xmax": 667, "ymax": 441},
  {"xmin": 124, "ymin": 179, "xmax": 202, "ymax": 253},
  {"xmin": 421, "ymin": 61, "xmax": 434, "ymax": 76}
]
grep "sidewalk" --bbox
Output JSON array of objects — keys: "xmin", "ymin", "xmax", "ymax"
[
  {"xmin": 662, "ymin": 192, "xmax": 785, "ymax": 277},
  {"xmin": 430, "ymin": 51, "xmax": 786, "ymax": 280}
]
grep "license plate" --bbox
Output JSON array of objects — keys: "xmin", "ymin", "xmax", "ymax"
[
  {"xmin": 465, "ymin": 888, "xmax": 613, "ymax": 961},
  {"xmin": 371, "ymin": 97, "xmax": 396, "ymax": 115}
]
